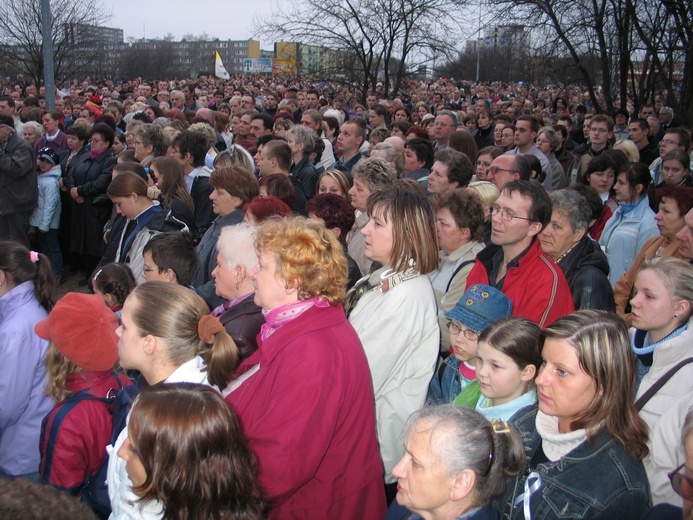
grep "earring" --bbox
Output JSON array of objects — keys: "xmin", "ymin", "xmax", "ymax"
[{"xmin": 235, "ymin": 282, "xmax": 240, "ymax": 290}]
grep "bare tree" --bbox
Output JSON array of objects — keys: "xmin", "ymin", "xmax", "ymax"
[
  {"xmin": 254, "ymin": 0, "xmax": 467, "ymax": 101},
  {"xmin": 0, "ymin": 0, "xmax": 113, "ymax": 85}
]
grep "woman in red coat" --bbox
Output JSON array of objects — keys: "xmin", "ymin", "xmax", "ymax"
[{"xmin": 225, "ymin": 216, "xmax": 386, "ymax": 519}]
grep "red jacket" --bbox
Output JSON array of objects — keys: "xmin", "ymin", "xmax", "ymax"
[
  {"xmin": 39, "ymin": 371, "xmax": 133, "ymax": 493},
  {"xmin": 226, "ymin": 303, "xmax": 386, "ymax": 520},
  {"xmin": 465, "ymin": 240, "xmax": 575, "ymax": 328}
]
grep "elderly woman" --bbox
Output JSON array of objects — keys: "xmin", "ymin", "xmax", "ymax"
[
  {"xmin": 386, "ymin": 406, "xmax": 524, "ymax": 520},
  {"xmin": 286, "ymin": 125, "xmax": 319, "ymax": 199},
  {"xmin": 536, "ymin": 126, "xmax": 568, "ymax": 190},
  {"xmin": 132, "ymin": 124, "xmax": 169, "ymax": 168},
  {"xmin": 225, "ymin": 217, "xmax": 386, "ymax": 518},
  {"xmin": 628, "ymin": 258, "xmax": 693, "ymax": 507},
  {"xmin": 191, "ymin": 165, "xmax": 259, "ymax": 309},
  {"xmin": 22, "ymin": 121, "xmax": 43, "ymax": 147},
  {"xmin": 600, "ymin": 163, "xmax": 659, "ymax": 287},
  {"xmin": 211, "ymin": 223, "xmax": 263, "ymax": 365},
  {"xmin": 64, "ymin": 123, "xmax": 117, "ymax": 280},
  {"xmin": 539, "ymin": 189, "xmax": 614, "ymax": 311},
  {"xmin": 346, "ymin": 183, "xmax": 440, "ymax": 502},
  {"xmin": 428, "ymin": 189, "xmax": 486, "ymax": 350},
  {"xmin": 498, "ymin": 311, "xmax": 651, "ymax": 519},
  {"xmin": 346, "ymin": 157, "xmax": 398, "ymax": 275},
  {"xmin": 614, "ymin": 185, "xmax": 693, "ymax": 326}
]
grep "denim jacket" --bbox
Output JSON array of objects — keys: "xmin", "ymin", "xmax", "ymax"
[
  {"xmin": 495, "ymin": 407, "xmax": 651, "ymax": 520},
  {"xmin": 427, "ymin": 355, "xmax": 474, "ymax": 405}
]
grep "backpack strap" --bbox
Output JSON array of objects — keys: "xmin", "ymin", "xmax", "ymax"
[
  {"xmin": 446, "ymin": 259, "xmax": 476, "ymax": 293},
  {"xmin": 635, "ymin": 357, "xmax": 693, "ymax": 410}
]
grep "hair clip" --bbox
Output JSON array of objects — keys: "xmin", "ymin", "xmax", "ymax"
[
  {"xmin": 29, "ymin": 251, "xmax": 39, "ymax": 263},
  {"xmin": 491, "ymin": 418, "xmax": 511, "ymax": 434}
]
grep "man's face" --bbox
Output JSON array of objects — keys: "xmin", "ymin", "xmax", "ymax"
[
  {"xmin": 589, "ymin": 121, "xmax": 612, "ymax": 147},
  {"xmin": 433, "ymin": 114, "xmax": 455, "ymax": 142},
  {"xmin": 337, "ymin": 122, "xmax": 361, "ymax": 155},
  {"xmin": 675, "ymin": 209, "xmax": 693, "ymax": 260},
  {"xmin": 306, "ymin": 93, "xmax": 319, "ymax": 109},
  {"xmin": 490, "ymin": 190, "xmax": 538, "ymax": 248},
  {"xmin": 368, "ymin": 110, "xmax": 383, "ymax": 128},
  {"xmin": 264, "ymin": 94, "xmax": 276, "ymax": 108},
  {"xmin": 255, "ymin": 145, "xmax": 275, "ymax": 176},
  {"xmin": 615, "ymin": 113, "xmax": 627, "ymax": 126},
  {"xmin": 170, "ymin": 94, "xmax": 185, "ymax": 109},
  {"xmin": 475, "ymin": 100, "xmax": 486, "ymax": 114},
  {"xmin": 659, "ymin": 132, "xmax": 684, "ymax": 158},
  {"xmin": 183, "ymin": 86, "xmax": 194, "ymax": 101},
  {"xmin": 301, "ymin": 114, "xmax": 320, "ymax": 133},
  {"xmin": 366, "ymin": 95, "xmax": 377, "ymax": 109},
  {"xmin": 239, "ymin": 114, "xmax": 252, "ymax": 137},
  {"xmin": 640, "ymin": 106, "xmax": 656, "ymax": 118},
  {"xmin": 241, "ymin": 96, "xmax": 255, "ymax": 109},
  {"xmin": 0, "ymin": 101, "xmax": 13, "ymax": 118},
  {"xmin": 486, "ymin": 155, "xmax": 519, "ymax": 191},
  {"xmin": 629, "ymin": 123, "xmax": 648, "ymax": 145},
  {"xmin": 139, "ymin": 85, "xmax": 152, "ymax": 98},
  {"xmin": 250, "ymin": 118, "xmax": 269, "ymax": 139},
  {"xmin": 297, "ymin": 93, "xmax": 306, "ymax": 109},
  {"xmin": 157, "ymin": 81, "xmax": 168, "ymax": 92},
  {"xmin": 659, "ymin": 110, "xmax": 673, "ymax": 125},
  {"xmin": 513, "ymin": 120, "xmax": 535, "ymax": 148}
]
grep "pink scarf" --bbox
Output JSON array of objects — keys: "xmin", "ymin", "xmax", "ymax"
[{"xmin": 260, "ymin": 297, "xmax": 329, "ymax": 341}]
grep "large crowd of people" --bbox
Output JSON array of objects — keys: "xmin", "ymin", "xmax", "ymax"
[{"xmin": 1, "ymin": 72, "xmax": 693, "ymax": 519}]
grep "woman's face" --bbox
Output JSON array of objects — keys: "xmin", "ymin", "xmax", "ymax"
[
  {"xmin": 392, "ymin": 419, "xmax": 460, "ymax": 516},
  {"xmin": 465, "ymin": 119, "xmax": 477, "ymax": 131},
  {"xmin": 539, "ymin": 210, "xmax": 580, "ymax": 262},
  {"xmin": 478, "ymin": 112, "xmax": 491, "ymax": 129},
  {"xmin": 418, "ymin": 106, "xmax": 428, "ymax": 117},
  {"xmin": 286, "ymin": 134, "xmax": 302, "ymax": 157},
  {"xmin": 115, "ymin": 296, "xmax": 148, "ymax": 371},
  {"xmin": 501, "ymin": 128, "xmax": 514, "ymax": 147},
  {"xmin": 662, "ymin": 159, "xmax": 688, "ymax": 186},
  {"xmin": 587, "ymin": 168, "xmax": 615, "ymax": 195},
  {"xmin": 426, "ymin": 120, "xmax": 436, "ymax": 140},
  {"xmin": 249, "ymin": 249, "xmax": 299, "ymax": 311},
  {"xmin": 231, "ymin": 116, "xmax": 241, "ymax": 135},
  {"xmin": 476, "ymin": 154, "xmax": 493, "ymax": 180},
  {"xmin": 23, "ymin": 128, "xmax": 38, "ymax": 144},
  {"xmin": 361, "ymin": 206, "xmax": 394, "ymax": 267},
  {"xmin": 318, "ymin": 175, "xmax": 346, "ymax": 198},
  {"xmin": 394, "ymin": 109, "xmax": 408, "ymax": 122},
  {"xmin": 209, "ymin": 187, "xmax": 239, "ymax": 216},
  {"xmin": 348, "ymin": 177, "xmax": 370, "ymax": 212},
  {"xmin": 112, "ymin": 138, "xmax": 126, "ymax": 156},
  {"xmin": 535, "ymin": 338, "xmax": 598, "ymax": 433},
  {"xmin": 630, "ymin": 268, "xmax": 685, "ymax": 341},
  {"xmin": 117, "ymin": 430, "xmax": 147, "ymax": 493},
  {"xmin": 435, "ymin": 207, "xmax": 468, "ymax": 255},
  {"xmin": 67, "ymin": 134, "xmax": 83, "ymax": 151},
  {"xmin": 535, "ymin": 132, "xmax": 552, "ymax": 156},
  {"xmin": 132, "ymin": 136, "xmax": 151, "ymax": 161},
  {"xmin": 493, "ymin": 124, "xmax": 505, "ymax": 144},
  {"xmin": 655, "ymin": 196, "xmax": 684, "ymax": 241},
  {"xmin": 212, "ymin": 253, "xmax": 240, "ymax": 300},
  {"xmin": 613, "ymin": 172, "xmax": 636, "ymax": 203},
  {"xmin": 403, "ymin": 147, "xmax": 424, "ymax": 175}
]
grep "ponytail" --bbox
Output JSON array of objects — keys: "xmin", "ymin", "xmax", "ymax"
[
  {"xmin": 0, "ymin": 242, "xmax": 56, "ymax": 311},
  {"xmin": 197, "ymin": 314, "xmax": 239, "ymax": 389}
]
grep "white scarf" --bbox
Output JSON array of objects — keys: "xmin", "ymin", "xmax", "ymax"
[{"xmin": 535, "ymin": 410, "xmax": 589, "ymax": 461}]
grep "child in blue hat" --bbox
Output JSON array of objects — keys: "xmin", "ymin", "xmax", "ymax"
[{"xmin": 427, "ymin": 284, "xmax": 512, "ymax": 404}]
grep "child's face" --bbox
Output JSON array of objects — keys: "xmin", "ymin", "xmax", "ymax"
[
  {"xmin": 448, "ymin": 320, "xmax": 480, "ymax": 363},
  {"xmin": 36, "ymin": 158, "xmax": 52, "ymax": 173},
  {"xmin": 475, "ymin": 341, "xmax": 535, "ymax": 406},
  {"xmin": 142, "ymin": 250, "xmax": 170, "ymax": 283}
]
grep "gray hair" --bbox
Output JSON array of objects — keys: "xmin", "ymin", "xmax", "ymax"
[
  {"xmin": 351, "ymin": 157, "xmax": 397, "ymax": 192},
  {"xmin": 538, "ymin": 126, "xmax": 559, "ymax": 151},
  {"xmin": 217, "ymin": 223, "xmax": 259, "ymax": 275},
  {"xmin": 436, "ymin": 109, "xmax": 458, "ymax": 127},
  {"xmin": 409, "ymin": 405, "xmax": 524, "ymax": 505},
  {"xmin": 286, "ymin": 125, "xmax": 317, "ymax": 155},
  {"xmin": 22, "ymin": 121, "xmax": 44, "ymax": 137},
  {"xmin": 372, "ymin": 142, "xmax": 405, "ymax": 173},
  {"xmin": 549, "ymin": 189, "xmax": 590, "ymax": 232}
]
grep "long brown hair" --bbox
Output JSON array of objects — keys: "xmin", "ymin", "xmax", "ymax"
[
  {"xmin": 542, "ymin": 310, "xmax": 649, "ymax": 459},
  {"xmin": 150, "ymin": 156, "xmax": 194, "ymax": 214},
  {"xmin": 129, "ymin": 383, "xmax": 265, "ymax": 520},
  {"xmin": 0, "ymin": 241, "xmax": 56, "ymax": 311}
]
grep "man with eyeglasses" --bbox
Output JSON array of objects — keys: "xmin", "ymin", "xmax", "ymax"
[
  {"xmin": 572, "ymin": 114, "xmax": 614, "ymax": 181},
  {"xmin": 650, "ymin": 128, "xmax": 691, "ymax": 184},
  {"xmin": 0, "ymin": 114, "xmax": 37, "ymax": 247},
  {"xmin": 433, "ymin": 110, "xmax": 457, "ymax": 152},
  {"xmin": 465, "ymin": 180, "xmax": 574, "ymax": 328},
  {"xmin": 486, "ymin": 154, "xmax": 531, "ymax": 192}
]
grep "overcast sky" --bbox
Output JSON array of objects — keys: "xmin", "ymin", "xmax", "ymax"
[{"xmin": 108, "ymin": 0, "xmax": 275, "ymax": 48}]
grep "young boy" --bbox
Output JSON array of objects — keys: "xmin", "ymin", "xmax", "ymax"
[
  {"xmin": 30, "ymin": 147, "xmax": 63, "ymax": 279},
  {"xmin": 427, "ymin": 284, "xmax": 513, "ymax": 405},
  {"xmin": 141, "ymin": 231, "xmax": 197, "ymax": 286}
]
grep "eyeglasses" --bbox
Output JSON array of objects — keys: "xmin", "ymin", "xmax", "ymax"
[
  {"xmin": 446, "ymin": 321, "xmax": 479, "ymax": 341},
  {"xmin": 489, "ymin": 166, "xmax": 518, "ymax": 176},
  {"xmin": 89, "ymin": 138, "xmax": 103, "ymax": 144},
  {"xmin": 660, "ymin": 138, "xmax": 680, "ymax": 147},
  {"xmin": 669, "ymin": 463, "xmax": 693, "ymax": 500},
  {"xmin": 490, "ymin": 206, "xmax": 534, "ymax": 222}
]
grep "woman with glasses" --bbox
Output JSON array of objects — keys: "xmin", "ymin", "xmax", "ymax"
[
  {"xmin": 629, "ymin": 257, "xmax": 693, "ymax": 507},
  {"xmin": 386, "ymin": 406, "xmax": 525, "ymax": 520},
  {"xmin": 535, "ymin": 126, "xmax": 568, "ymax": 190},
  {"xmin": 497, "ymin": 311, "xmax": 651, "ymax": 519},
  {"xmin": 64, "ymin": 123, "xmax": 116, "ymax": 282}
]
